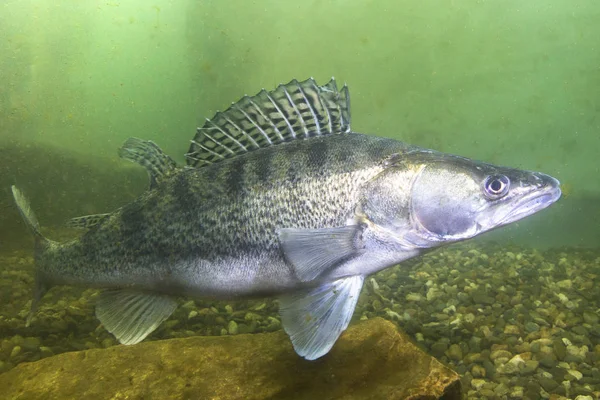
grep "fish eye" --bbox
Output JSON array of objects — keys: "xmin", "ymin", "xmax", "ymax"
[{"xmin": 483, "ymin": 175, "xmax": 510, "ymax": 199}]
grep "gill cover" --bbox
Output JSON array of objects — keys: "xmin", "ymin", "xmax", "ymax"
[{"xmin": 410, "ymin": 163, "xmax": 484, "ymax": 240}]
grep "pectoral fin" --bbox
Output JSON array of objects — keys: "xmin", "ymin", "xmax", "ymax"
[
  {"xmin": 279, "ymin": 275, "xmax": 364, "ymax": 360},
  {"xmin": 278, "ymin": 226, "xmax": 363, "ymax": 282},
  {"xmin": 95, "ymin": 289, "xmax": 177, "ymax": 345}
]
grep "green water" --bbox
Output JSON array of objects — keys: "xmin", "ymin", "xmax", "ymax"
[
  {"xmin": 1, "ymin": 1, "xmax": 599, "ymax": 399},
  {"xmin": 2, "ymin": 1, "xmax": 598, "ymax": 248}
]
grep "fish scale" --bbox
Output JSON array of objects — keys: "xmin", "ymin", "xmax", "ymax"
[{"xmin": 11, "ymin": 77, "xmax": 561, "ymax": 360}]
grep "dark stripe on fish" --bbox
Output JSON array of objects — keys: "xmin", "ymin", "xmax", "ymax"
[
  {"xmin": 308, "ymin": 137, "xmax": 329, "ymax": 173},
  {"xmin": 225, "ymin": 156, "xmax": 247, "ymax": 197},
  {"xmin": 254, "ymin": 147, "xmax": 274, "ymax": 184}
]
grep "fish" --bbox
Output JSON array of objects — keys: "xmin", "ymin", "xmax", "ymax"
[{"xmin": 11, "ymin": 77, "xmax": 561, "ymax": 360}]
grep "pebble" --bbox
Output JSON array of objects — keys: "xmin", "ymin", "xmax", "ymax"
[
  {"xmin": 471, "ymin": 378, "xmax": 486, "ymax": 390},
  {"xmin": 446, "ymin": 344, "xmax": 463, "ymax": 361},
  {"xmin": 9, "ymin": 346, "xmax": 21, "ymax": 359},
  {"xmin": 503, "ymin": 324, "xmax": 520, "ymax": 335},
  {"xmin": 3, "ymin": 244, "xmax": 600, "ymax": 398},
  {"xmin": 227, "ymin": 320, "xmax": 238, "ymax": 335},
  {"xmin": 405, "ymin": 293, "xmax": 423, "ymax": 302},
  {"xmin": 21, "ymin": 337, "xmax": 40, "ymax": 352},
  {"xmin": 471, "ymin": 364, "xmax": 486, "ymax": 378},
  {"xmin": 583, "ymin": 311, "xmax": 599, "ymax": 325},
  {"xmin": 521, "ymin": 360, "xmax": 539, "ymax": 375}
]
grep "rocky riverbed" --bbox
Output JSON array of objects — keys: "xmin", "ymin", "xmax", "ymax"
[{"xmin": 1, "ymin": 241, "xmax": 599, "ymax": 400}]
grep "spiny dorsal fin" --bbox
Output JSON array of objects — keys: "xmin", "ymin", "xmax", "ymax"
[
  {"xmin": 119, "ymin": 138, "xmax": 179, "ymax": 189},
  {"xmin": 65, "ymin": 213, "xmax": 111, "ymax": 229},
  {"xmin": 185, "ymin": 77, "xmax": 351, "ymax": 168}
]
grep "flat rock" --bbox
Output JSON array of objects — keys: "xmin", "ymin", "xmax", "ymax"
[{"xmin": 0, "ymin": 318, "xmax": 461, "ymax": 400}]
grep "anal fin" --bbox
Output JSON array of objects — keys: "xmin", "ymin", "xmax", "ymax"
[
  {"xmin": 279, "ymin": 275, "xmax": 364, "ymax": 360},
  {"xmin": 95, "ymin": 289, "xmax": 177, "ymax": 345}
]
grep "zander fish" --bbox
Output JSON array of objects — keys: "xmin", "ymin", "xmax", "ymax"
[{"xmin": 12, "ymin": 78, "xmax": 561, "ymax": 360}]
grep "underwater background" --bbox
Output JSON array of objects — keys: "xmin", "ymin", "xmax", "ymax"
[{"xmin": 1, "ymin": 1, "xmax": 599, "ymax": 399}]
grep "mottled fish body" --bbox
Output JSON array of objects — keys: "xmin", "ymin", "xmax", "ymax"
[{"xmin": 12, "ymin": 78, "xmax": 561, "ymax": 359}]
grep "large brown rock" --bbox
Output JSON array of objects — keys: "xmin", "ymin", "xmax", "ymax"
[{"xmin": 0, "ymin": 318, "xmax": 460, "ymax": 400}]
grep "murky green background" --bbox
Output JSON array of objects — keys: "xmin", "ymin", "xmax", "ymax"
[{"xmin": 2, "ymin": 1, "xmax": 598, "ymax": 250}]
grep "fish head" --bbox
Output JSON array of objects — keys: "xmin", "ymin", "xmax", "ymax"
[{"xmin": 406, "ymin": 152, "xmax": 562, "ymax": 244}]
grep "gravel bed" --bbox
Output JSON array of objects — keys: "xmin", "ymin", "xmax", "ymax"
[{"xmin": 1, "ymin": 242, "xmax": 599, "ymax": 400}]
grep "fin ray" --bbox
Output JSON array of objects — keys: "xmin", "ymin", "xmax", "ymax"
[
  {"xmin": 185, "ymin": 77, "xmax": 351, "ymax": 168},
  {"xmin": 119, "ymin": 138, "xmax": 178, "ymax": 189},
  {"xmin": 278, "ymin": 226, "xmax": 363, "ymax": 282},
  {"xmin": 65, "ymin": 213, "xmax": 111, "ymax": 229},
  {"xmin": 96, "ymin": 289, "xmax": 177, "ymax": 345},
  {"xmin": 279, "ymin": 275, "xmax": 364, "ymax": 360}
]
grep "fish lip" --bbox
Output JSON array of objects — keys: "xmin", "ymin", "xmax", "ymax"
[{"xmin": 497, "ymin": 183, "xmax": 562, "ymax": 226}]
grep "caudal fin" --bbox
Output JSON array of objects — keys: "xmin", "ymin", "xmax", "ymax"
[{"xmin": 11, "ymin": 185, "xmax": 50, "ymax": 325}]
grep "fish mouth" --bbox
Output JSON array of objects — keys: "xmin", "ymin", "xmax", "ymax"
[{"xmin": 495, "ymin": 176, "xmax": 562, "ymax": 226}]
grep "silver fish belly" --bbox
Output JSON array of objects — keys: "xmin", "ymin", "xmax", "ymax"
[{"xmin": 12, "ymin": 77, "xmax": 561, "ymax": 360}]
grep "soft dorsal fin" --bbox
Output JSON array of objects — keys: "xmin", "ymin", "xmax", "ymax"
[
  {"xmin": 119, "ymin": 137, "xmax": 179, "ymax": 189},
  {"xmin": 185, "ymin": 77, "xmax": 351, "ymax": 168}
]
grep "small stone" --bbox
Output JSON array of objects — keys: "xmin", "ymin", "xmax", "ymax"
[
  {"xmin": 524, "ymin": 321, "xmax": 540, "ymax": 333},
  {"xmin": 405, "ymin": 293, "xmax": 423, "ymax": 302},
  {"xmin": 499, "ymin": 354, "xmax": 525, "ymax": 375},
  {"xmin": 188, "ymin": 310, "xmax": 198, "ymax": 320},
  {"xmin": 538, "ymin": 354, "xmax": 558, "ymax": 368},
  {"xmin": 574, "ymin": 396, "xmax": 593, "ymax": 400},
  {"xmin": 227, "ymin": 320, "xmax": 238, "ymax": 335},
  {"xmin": 21, "ymin": 337, "xmax": 41, "ymax": 352},
  {"xmin": 520, "ymin": 359, "xmax": 539, "ymax": 375},
  {"xmin": 504, "ymin": 324, "xmax": 520, "ymax": 335},
  {"xmin": 446, "ymin": 343, "xmax": 463, "ymax": 361},
  {"xmin": 181, "ymin": 300, "xmax": 195, "ymax": 310},
  {"xmin": 490, "ymin": 349, "xmax": 512, "ymax": 361},
  {"xmin": 464, "ymin": 353, "xmax": 482, "ymax": 364},
  {"xmin": 10, "ymin": 346, "xmax": 21, "ymax": 359},
  {"xmin": 471, "ymin": 378, "xmax": 486, "ymax": 390},
  {"xmin": 539, "ymin": 376, "xmax": 559, "ymax": 392},
  {"xmin": 224, "ymin": 305, "xmax": 233, "ymax": 314},
  {"xmin": 509, "ymin": 386, "xmax": 524, "ymax": 399},
  {"xmin": 557, "ymin": 279, "xmax": 572, "ymax": 290},
  {"xmin": 565, "ymin": 344, "xmax": 587, "ymax": 363},
  {"xmin": 566, "ymin": 369, "xmax": 583, "ymax": 381},
  {"xmin": 471, "ymin": 364, "xmax": 486, "ymax": 378},
  {"xmin": 426, "ymin": 287, "xmax": 441, "ymax": 302},
  {"xmin": 39, "ymin": 346, "xmax": 54, "ymax": 358},
  {"xmin": 372, "ymin": 299, "xmax": 382, "ymax": 310},
  {"xmin": 494, "ymin": 383, "xmax": 509, "ymax": 396},
  {"xmin": 553, "ymin": 338, "xmax": 567, "ymax": 360},
  {"xmin": 430, "ymin": 341, "xmax": 448, "ymax": 357},
  {"xmin": 583, "ymin": 311, "xmax": 599, "ymax": 325},
  {"xmin": 244, "ymin": 312, "xmax": 262, "ymax": 322}
]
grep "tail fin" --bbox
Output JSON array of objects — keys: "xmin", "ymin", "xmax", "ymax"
[{"xmin": 11, "ymin": 185, "xmax": 51, "ymax": 326}]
